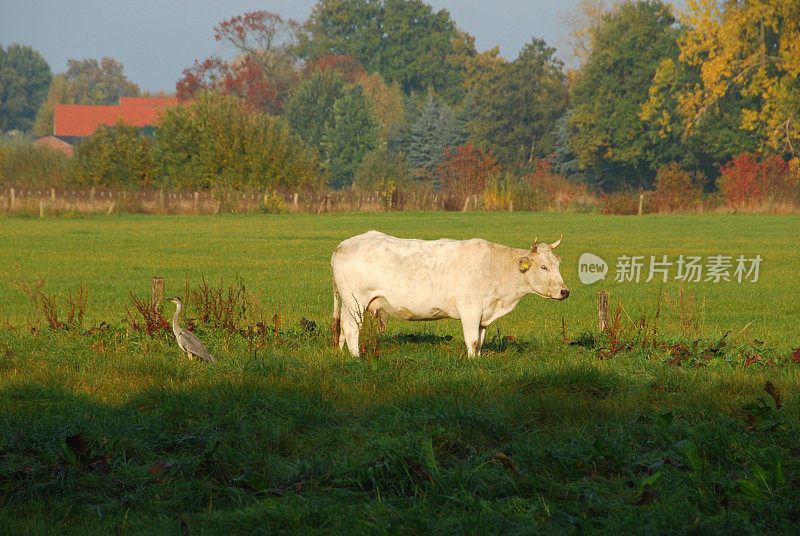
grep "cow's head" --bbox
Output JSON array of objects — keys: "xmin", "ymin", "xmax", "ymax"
[{"xmin": 518, "ymin": 236, "xmax": 570, "ymax": 300}]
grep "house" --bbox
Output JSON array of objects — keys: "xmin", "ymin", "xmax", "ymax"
[
  {"xmin": 33, "ymin": 135, "xmax": 74, "ymax": 157},
  {"xmin": 54, "ymin": 97, "xmax": 179, "ymax": 143}
]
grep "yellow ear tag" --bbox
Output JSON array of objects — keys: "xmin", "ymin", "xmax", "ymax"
[{"xmin": 520, "ymin": 259, "xmax": 531, "ymax": 271}]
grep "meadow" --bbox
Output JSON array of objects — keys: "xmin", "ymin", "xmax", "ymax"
[{"xmin": 0, "ymin": 212, "xmax": 799, "ymax": 534}]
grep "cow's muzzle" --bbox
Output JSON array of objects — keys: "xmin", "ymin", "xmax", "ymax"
[{"xmin": 558, "ymin": 288, "xmax": 570, "ymax": 300}]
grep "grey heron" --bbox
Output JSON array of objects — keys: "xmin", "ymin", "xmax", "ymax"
[{"xmin": 166, "ymin": 297, "xmax": 216, "ymax": 362}]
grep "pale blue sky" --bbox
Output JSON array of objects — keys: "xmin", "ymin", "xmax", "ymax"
[{"xmin": 0, "ymin": 0, "xmax": 592, "ymax": 93}]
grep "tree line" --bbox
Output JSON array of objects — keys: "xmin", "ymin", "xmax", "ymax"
[{"xmin": 1, "ymin": 0, "xmax": 799, "ymax": 204}]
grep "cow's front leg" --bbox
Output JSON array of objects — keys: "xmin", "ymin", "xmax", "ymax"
[{"xmin": 460, "ymin": 313, "xmax": 482, "ymax": 358}]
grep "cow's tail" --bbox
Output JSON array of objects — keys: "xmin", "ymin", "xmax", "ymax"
[{"xmin": 331, "ymin": 277, "xmax": 341, "ymax": 349}]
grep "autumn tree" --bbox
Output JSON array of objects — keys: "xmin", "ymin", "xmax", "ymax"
[
  {"xmin": 675, "ymin": 0, "xmax": 800, "ymax": 160},
  {"xmin": 177, "ymin": 11, "xmax": 301, "ymax": 114},
  {"xmin": 558, "ymin": 0, "xmax": 616, "ymax": 69},
  {"xmin": 355, "ymin": 72, "xmax": 404, "ymax": 140},
  {"xmin": 639, "ymin": 54, "xmax": 758, "ymax": 179},
  {"xmin": 448, "ymin": 31, "xmax": 505, "ymax": 94},
  {"xmin": 0, "ymin": 44, "xmax": 52, "ymax": 133},
  {"xmin": 303, "ymin": 54, "xmax": 366, "ymax": 82},
  {"xmin": 469, "ymin": 38, "xmax": 567, "ymax": 167}
]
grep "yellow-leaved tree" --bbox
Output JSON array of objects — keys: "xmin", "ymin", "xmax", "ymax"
[{"xmin": 678, "ymin": 0, "xmax": 800, "ymax": 158}]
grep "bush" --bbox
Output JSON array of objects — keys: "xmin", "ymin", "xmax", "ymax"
[
  {"xmin": 599, "ymin": 190, "xmax": 644, "ymax": 215},
  {"xmin": 0, "ymin": 144, "xmax": 70, "ymax": 187},
  {"xmin": 650, "ymin": 162, "xmax": 705, "ymax": 213},
  {"xmin": 509, "ymin": 160, "xmax": 590, "ymax": 211},
  {"xmin": 352, "ymin": 147, "xmax": 411, "ymax": 193},
  {"xmin": 718, "ymin": 152, "xmax": 800, "ymax": 209},
  {"xmin": 437, "ymin": 144, "xmax": 500, "ymax": 200},
  {"xmin": 156, "ymin": 91, "xmax": 325, "ymax": 191},
  {"xmin": 70, "ymin": 120, "xmax": 156, "ymax": 188}
]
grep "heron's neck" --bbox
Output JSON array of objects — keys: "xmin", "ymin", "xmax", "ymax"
[{"xmin": 172, "ymin": 302, "xmax": 182, "ymax": 335}]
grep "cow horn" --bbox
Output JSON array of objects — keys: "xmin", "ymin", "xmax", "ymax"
[
  {"xmin": 550, "ymin": 235, "xmax": 563, "ymax": 249},
  {"xmin": 530, "ymin": 237, "xmax": 538, "ymax": 253}
]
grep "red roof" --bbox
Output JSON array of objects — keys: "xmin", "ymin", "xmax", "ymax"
[{"xmin": 54, "ymin": 97, "xmax": 179, "ymax": 136}]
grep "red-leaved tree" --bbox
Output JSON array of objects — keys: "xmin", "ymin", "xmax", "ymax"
[{"xmin": 176, "ymin": 11, "xmax": 300, "ymax": 114}]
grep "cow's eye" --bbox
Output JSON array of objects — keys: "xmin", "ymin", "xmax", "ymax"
[{"xmin": 541, "ymin": 265, "xmax": 548, "ymax": 271}]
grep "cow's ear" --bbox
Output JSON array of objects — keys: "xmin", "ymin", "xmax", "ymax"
[{"xmin": 518, "ymin": 257, "xmax": 531, "ymax": 272}]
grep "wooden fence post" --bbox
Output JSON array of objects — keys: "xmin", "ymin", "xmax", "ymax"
[
  {"xmin": 194, "ymin": 191, "xmax": 199, "ymax": 213},
  {"xmin": 9, "ymin": 188, "xmax": 15, "ymax": 210},
  {"xmin": 39, "ymin": 199, "xmax": 44, "ymax": 218},
  {"xmin": 462, "ymin": 196, "xmax": 471, "ymax": 212},
  {"xmin": 50, "ymin": 188, "xmax": 56, "ymax": 202},
  {"xmin": 598, "ymin": 289, "xmax": 610, "ymax": 333},
  {"xmin": 151, "ymin": 276, "xmax": 165, "ymax": 314},
  {"xmin": 509, "ymin": 199, "xmax": 514, "ymax": 213},
  {"xmin": 638, "ymin": 192, "xmax": 644, "ymax": 215}
]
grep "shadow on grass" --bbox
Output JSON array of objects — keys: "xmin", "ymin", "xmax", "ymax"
[{"xmin": 0, "ymin": 343, "xmax": 798, "ymax": 535}]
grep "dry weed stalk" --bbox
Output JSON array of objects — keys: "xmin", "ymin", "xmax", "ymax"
[{"xmin": 127, "ymin": 291, "xmax": 169, "ymax": 336}]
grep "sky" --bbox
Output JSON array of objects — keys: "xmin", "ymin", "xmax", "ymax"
[{"xmin": 0, "ymin": 0, "xmax": 588, "ymax": 94}]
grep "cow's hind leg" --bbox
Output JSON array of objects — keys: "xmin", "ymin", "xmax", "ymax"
[{"xmin": 341, "ymin": 306, "xmax": 363, "ymax": 356}]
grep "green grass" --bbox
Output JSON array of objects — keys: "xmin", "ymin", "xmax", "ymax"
[{"xmin": 1, "ymin": 212, "xmax": 799, "ymax": 534}]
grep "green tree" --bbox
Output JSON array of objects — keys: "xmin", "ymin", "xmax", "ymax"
[
  {"xmin": 469, "ymin": 38, "xmax": 567, "ymax": 167},
  {"xmin": 323, "ymin": 84, "xmax": 378, "ymax": 188},
  {"xmin": 393, "ymin": 92, "xmax": 467, "ymax": 178},
  {"xmin": 298, "ymin": 0, "xmax": 466, "ymax": 98},
  {"xmin": 70, "ymin": 120, "xmax": 156, "ymax": 188},
  {"xmin": 353, "ymin": 146, "xmax": 412, "ymax": 192},
  {"xmin": 155, "ymin": 91, "xmax": 324, "ymax": 191},
  {"xmin": 33, "ymin": 57, "xmax": 140, "ymax": 136},
  {"xmin": 569, "ymin": 0, "xmax": 681, "ymax": 189},
  {"xmin": 285, "ymin": 69, "xmax": 346, "ymax": 148},
  {"xmin": 61, "ymin": 57, "xmax": 140, "ymax": 105},
  {"xmin": 0, "ymin": 44, "xmax": 52, "ymax": 133}
]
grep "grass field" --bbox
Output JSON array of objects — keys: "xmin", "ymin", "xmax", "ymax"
[{"xmin": 1, "ymin": 212, "xmax": 799, "ymax": 534}]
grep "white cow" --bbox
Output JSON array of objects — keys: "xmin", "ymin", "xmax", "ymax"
[{"xmin": 331, "ymin": 231, "xmax": 569, "ymax": 357}]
